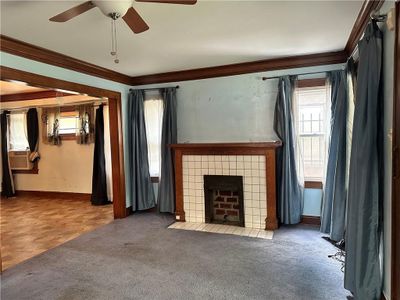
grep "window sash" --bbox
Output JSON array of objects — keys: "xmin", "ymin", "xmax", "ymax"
[
  {"xmin": 295, "ymin": 84, "xmax": 330, "ymax": 182},
  {"xmin": 8, "ymin": 112, "xmax": 29, "ymax": 151},
  {"xmin": 144, "ymin": 98, "xmax": 164, "ymax": 178}
]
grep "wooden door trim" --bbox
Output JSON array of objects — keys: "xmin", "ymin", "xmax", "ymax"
[
  {"xmin": 392, "ymin": 2, "xmax": 399, "ymax": 299},
  {"xmin": 0, "ymin": 66, "xmax": 127, "ymax": 219}
]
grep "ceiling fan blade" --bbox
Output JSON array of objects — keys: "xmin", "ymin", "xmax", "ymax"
[
  {"xmin": 135, "ymin": 0, "xmax": 197, "ymax": 5},
  {"xmin": 122, "ymin": 7, "xmax": 149, "ymax": 34},
  {"xmin": 49, "ymin": 1, "xmax": 95, "ymax": 22}
]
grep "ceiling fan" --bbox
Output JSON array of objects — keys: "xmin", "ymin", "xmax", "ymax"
[
  {"xmin": 50, "ymin": 1, "xmax": 196, "ymax": 34},
  {"xmin": 49, "ymin": 0, "xmax": 197, "ymax": 63}
]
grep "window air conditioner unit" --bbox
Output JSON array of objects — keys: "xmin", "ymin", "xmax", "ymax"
[{"xmin": 9, "ymin": 151, "xmax": 33, "ymax": 170}]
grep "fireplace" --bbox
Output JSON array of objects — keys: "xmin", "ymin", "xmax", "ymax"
[
  {"xmin": 204, "ymin": 175, "xmax": 244, "ymax": 227},
  {"xmin": 170, "ymin": 142, "xmax": 281, "ymax": 230}
]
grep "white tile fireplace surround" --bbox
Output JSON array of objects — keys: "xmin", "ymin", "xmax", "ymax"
[
  {"xmin": 170, "ymin": 143, "xmax": 281, "ymax": 231},
  {"xmin": 183, "ymin": 155, "xmax": 266, "ymax": 229}
]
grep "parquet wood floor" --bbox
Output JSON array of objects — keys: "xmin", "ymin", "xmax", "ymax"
[{"xmin": 0, "ymin": 194, "xmax": 113, "ymax": 271}]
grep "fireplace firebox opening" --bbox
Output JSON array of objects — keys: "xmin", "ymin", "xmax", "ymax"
[{"xmin": 204, "ymin": 175, "xmax": 244, "ymax": 227}]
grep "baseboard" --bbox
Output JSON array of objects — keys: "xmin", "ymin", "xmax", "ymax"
[
  {"xmin": 126, "ymin": 206, "xmax": 133, "ymax": 216},
  {"xmin": 15, "ymin": 190, "xmax": 91, "ymax": 201},
  {"xmin": 301, "ymin": 215, "xmax": 321, "ymax": 226},
  {"xmin": 125, "ymin": 206, "xmax": 158, "ymax": 216}
]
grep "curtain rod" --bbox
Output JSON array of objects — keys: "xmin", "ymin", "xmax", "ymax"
[
  {"xmin": 370, "ymin": 11, "xmax": 387, "ymax": 22},
  {"xmin": 130, "ymin": 85, "xmax": 180, "ymax": 92},
  {"xmin": 262, "ymin": 71, "xmax": 328, "ymax": 81}
]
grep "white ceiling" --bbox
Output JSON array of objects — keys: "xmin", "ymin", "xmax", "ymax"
[
  {"xmin": 0, "ymin": 81, "xmax": 49, "ymax": 95},
  {"xmin": 0, "ymin": 1, "xmax": 363, "ymax": 76}
]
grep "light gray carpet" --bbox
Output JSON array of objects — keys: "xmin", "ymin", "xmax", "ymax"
[{"xmin": 1, "ymin": 213, "xmax": 350, "ymax": 300}]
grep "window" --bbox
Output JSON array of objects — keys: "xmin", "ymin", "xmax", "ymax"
[
  {"xmin": 58, "ymin": 110, "xmax": 79, "ymax": 135},
  {"xmin": 144, "ymin": 94, "xmax": 164, "ymax": 178},
  {"xmin": 8, "ymin": 112, "xmax": 29, "ymax": 151},
  {"xmin": 295, "ymin": 83, "xmax": 329, "ymax": 182}
]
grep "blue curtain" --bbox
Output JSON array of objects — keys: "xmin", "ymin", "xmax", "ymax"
[
  {"xmin": 127, "ymin": 90, "xmax": 156, "ymax": 211},
  {"xmin": 158, "ymin": 88, "xmax": 177, "ymax": 213},
  {"xmin": 320, "ymin": 70, "xmax": 348, "ymax": 242},
  {"xmin": 344, "ymin": 21, "xmax": 383, "ymax": 299},
  {"xmin": 273, "ymin": 76, "xmax": 303, "ymax": 224}
]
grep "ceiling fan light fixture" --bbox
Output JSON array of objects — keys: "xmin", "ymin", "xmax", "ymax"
[{"xmin": 92, "ymin": 0, "xmax": 133, "ymax": 19}]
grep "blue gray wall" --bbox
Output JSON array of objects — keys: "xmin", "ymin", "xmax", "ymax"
[{"xmin": 136, "ymin": 64, "xmax": 344, "ymax": 216}]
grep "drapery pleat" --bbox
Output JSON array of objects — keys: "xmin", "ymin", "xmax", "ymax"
[
  {"xmin": 42, "ymin": 107, "xmax": 61, "ymax": 145},
  {"xmin": 26, "ymin": 108, "xmax": 40, "ymax": 162},
  {"xmin": 320, "ymin": 70, "xmax": 348, "ymax": 242},
  {"xmin": 344, "ymin": 21, "xmax": 383, "ymax": 300},
  {"xmin": 273, "ymin": 76, "xmax": 303, "ymax": 224},
  {"xmin": 1, "ymin": 111, "xmax": 15, "ymax": 197},
  {"xmin": 127, "ymin": 90, "xmax": 156, "ymax": 211},
  {"xmin": 76, "ymin": 104, "xmax": 95, "ymax": 144},
  {"xmin": 158, "ymin": 88, "xmax": 177, "ymax": 213},
  {"xmin": 91, "ymin": 105, "xmax": 111, "ymax": 206}
]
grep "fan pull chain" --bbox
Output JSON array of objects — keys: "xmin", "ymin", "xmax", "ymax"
[{"xmin": 110, "ymin": 18, "xmax": 119, "ymax": 64}]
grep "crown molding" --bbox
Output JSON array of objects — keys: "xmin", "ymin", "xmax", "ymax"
[
  {"xmin": 130, "ymin": 51, "xmax": 347, "ymax": 85},
  {"xmin": 0, "ymin": 33, "xmax": 347, "ymax": 86},
  {"xmin": 0, "ymin": 35, "xmax": 132, "ymax": 85},
  {"xmin": 345, "ymin": 0, "xmax": 385, "ymax": 56}
]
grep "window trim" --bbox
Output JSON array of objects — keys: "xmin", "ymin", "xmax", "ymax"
[
  {"xmin": 59, "ymin": 133, "xmax": 77, "ymax": 140},
  {"xmin": 304, "ymin": 181, "xmax": 323, "ymax": 189},
  {"xmin": 151, "ymin": 177, "xmax": 159, "ymax": 183},
  {"xmin": 297, "ymin": 78, "xmax": 326, "ymax": 89}
]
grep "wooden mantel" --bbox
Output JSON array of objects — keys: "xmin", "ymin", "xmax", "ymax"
[{"xmin": 169, "ymin": 142, "xmax": 282, "ymax": 230}]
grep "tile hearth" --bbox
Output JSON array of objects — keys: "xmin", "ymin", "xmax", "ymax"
[{"xmin": 168, "ymin": 222, "xmax": 274, "ymax": 240}]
